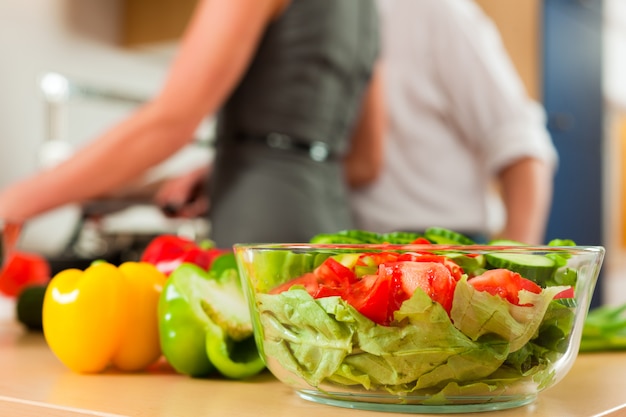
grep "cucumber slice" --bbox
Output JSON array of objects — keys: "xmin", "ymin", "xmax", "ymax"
[
  {"xmin": 309, "ymin": 234, "xmax": 364, "ymax": 244},
  {"xmin": 548, "ymin": 238, "xmax": 576, "ymax": 247},
  {"xmin": 335, "ymin": 229, "xmax": 383, "ymax": 243},
  {"xmin": 447, "ymin": 253, "xmax": 486, "ymax": 277},
  {"xmin": 485, "ymin": 252, "xmax": 557, "ymax": 285},
  {"xmin": 281, "ymin": 251, "xmax": 315, "ymax": 280},
  {"xmin": 552, "ymin": 267, "xmax": 578, "ymax": 287},
  {"xmin": 380, "ymin": 231, "xmax": 422, "ymax": 244},
  {"xmin": 424, "ymin": 227, "xmax": 476, "ymax": 245},
  {"xmin": 309, "ymin": 229, "xmax": 383, "ymax": 244}
]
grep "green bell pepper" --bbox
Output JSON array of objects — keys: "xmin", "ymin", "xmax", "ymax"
[{"xmin": 158, "ymin": 253, "xmax": 265, "ymax": 379}]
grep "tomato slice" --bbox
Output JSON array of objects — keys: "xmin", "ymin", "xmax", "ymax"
[
  {"xmin": 379, "ymin": 261, "xmax": 457, "ymax": 314},
  {"xmin": 314, "ymin": 257, "xmax": 357, "ymax": 285},
  {"xmin": 269, "ymin": 271, "xmax": 346, "ymax": 298},
  {"xmin": 269, "ymin": 273, "xmax": 319, "ymax": 295},
  {"xmin": 554, "ymin": 287, "xmax": 575, "ymax": 299},
  {"xmin": 269, "ymin": 252, "xmax": 466, "ymax": 326},
  {"xmin": 343, "ymin": 272, "xmax": 394, "ymax": 325},
  {"xmin": 356, "ymin": 252, "xmax": 400, "ymax": 267},
  {"xmin": 395, "ymin": 252, "xmax": 463, "ymax": 281},
  {"xmin": 270, "ymin": 257, "xmax": 354, "ymax": 298},
  {"xmin": 468, "ymin": 269, "xmax": 542, "ymax": 305}
]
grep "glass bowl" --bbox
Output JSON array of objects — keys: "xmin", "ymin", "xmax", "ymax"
[{"xmin": 234, "ymin": 243, "xmax": 605, "ymax": 413}]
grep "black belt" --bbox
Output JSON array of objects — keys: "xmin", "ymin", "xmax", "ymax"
[{"xmin": 235, "ymin": 132, "xmax": 335, "ymax": 162}]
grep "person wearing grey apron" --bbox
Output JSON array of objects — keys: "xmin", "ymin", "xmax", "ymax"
[
  {"xmin": 209, "ymin": 0, "xmax": 381, "ymax": 246},
  {"xmin": 0, "ymin": 0, "xmax": 382, "ymax": 251}
]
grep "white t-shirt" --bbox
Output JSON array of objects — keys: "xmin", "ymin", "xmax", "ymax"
[{"xmin": 350, "ymin": 0, "xmax": 557, "ymax": 237}]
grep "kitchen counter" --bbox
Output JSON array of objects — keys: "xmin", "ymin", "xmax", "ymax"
[{"xmin": 1, "ymin": 320, "xmax": 626, "ymax": 417}]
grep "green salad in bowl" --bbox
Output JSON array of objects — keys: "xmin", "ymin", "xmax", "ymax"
[{"xmin": 234, "ymin": 228, "xmax": 605, "ymax": 413}]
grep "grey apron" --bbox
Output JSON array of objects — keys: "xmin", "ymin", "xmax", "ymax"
[{"xmin": 208, "ymin": 0, "xmax": 379, "ymax": 246}]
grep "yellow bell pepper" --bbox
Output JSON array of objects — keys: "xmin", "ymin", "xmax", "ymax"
[{"xmin": 42, "ymin": 260, "xmax": 166, "ymax": 373}]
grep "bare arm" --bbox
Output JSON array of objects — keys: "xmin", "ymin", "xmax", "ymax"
[
  {"xmin": 496, "ymin": 157, "xmax": 554, "ymax": 244},
  {"xmin": 0, "ymin": 0, "xmax": 288, "ymax": 223},
  {"xmin": 344, "ymin": 63, "xmax": 386, "ymax": 189}
]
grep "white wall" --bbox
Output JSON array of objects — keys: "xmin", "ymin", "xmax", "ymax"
[
  {"xmin": 605, "ymin": 0, "xmax": 626, "ymax": 111},
  {"xmin": 0, "ymin": 0, "xmax": 170, "ymax": 188},
  {"xmin": 0, "ymin": 1, "xmax": 216, "ymax": 254},
  {"xmin": 603, "ymin": 0, "xmax": 626, "ymax": 306}
]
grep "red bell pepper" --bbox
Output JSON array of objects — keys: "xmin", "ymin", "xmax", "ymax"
[
  {"xmin": 0, "ymin": 251, "xmax": 51, "ymax": 297},
  {"xmin": 140, "ymin": 235, "xmax": 228, "ymax": 276}
]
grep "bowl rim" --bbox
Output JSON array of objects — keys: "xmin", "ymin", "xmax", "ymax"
[{"xmin": 233, "ymin": 242, "xmax": 606, "ymax": 254}]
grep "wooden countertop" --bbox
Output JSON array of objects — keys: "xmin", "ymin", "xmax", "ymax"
[{"xmin": 1, "ymin": 320, "xmax": 626, "ymax": 417}]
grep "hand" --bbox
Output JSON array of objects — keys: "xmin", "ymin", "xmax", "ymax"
[{"xmin": 153, "ymin": 166, "xmax": 210, "ymax": 218}]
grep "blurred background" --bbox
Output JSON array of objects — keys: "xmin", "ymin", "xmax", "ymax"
[{"xmin": 0, "ymin": 0, "xmax": 624, "ymax": 305}]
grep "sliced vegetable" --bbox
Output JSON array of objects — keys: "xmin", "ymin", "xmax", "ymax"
[
  {"xmin": 158, "ymin": 261, "xmax": 265, "ymax": 379},
  {"xmin": 343, "ymin": 272, "xmax": 394, "ymax": 326},
  {"xmin": 467, "ymin": 269, "xmax": 542, "ymax": 306},
  {"xmin": 451, "ymin": 276, "xmax": 569, "ymax": 352},
  {"xmin": 245, "ymin": 227, "xmax": 587, "ymax": 400},
  {"xmin": 423, "ymin": 227, "xmax": 476, "ymax": 245},
  {"xmin": 447, "ymin": 253, "xmax": 486, "ymax": 277},
  {"xmin": 397, "ymin": 252, "xmax": 464, "ymax": 281},
  {"xmin": 309, "ymin": 230, "xmax": 425, "ymax": 244},
  {"xmin": 380, "ymin": 231, "xmax": 423, "ymax": 244},
  {"xmin": 272, "ymin": 253, "xmax": 459, "ymax": 325},
  {"xmin": 383, "ymin": 261, "xmax": 456, "ymax": 314},
  {"xmin": 484, "ymin": 252, "xmax": 556, "ymax": 285}
]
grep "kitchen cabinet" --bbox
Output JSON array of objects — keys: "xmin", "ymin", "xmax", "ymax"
[
  {"xmin": 475, "ymin": 0, "xmax": 542, "ymax": 100},
  {"xmin": 122, "ymin": 0, "xmax": 197, "ymax": 46}
]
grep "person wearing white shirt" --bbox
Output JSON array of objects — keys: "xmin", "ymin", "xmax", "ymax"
[{"xmin": 350, "ymin": 0, "xmax": 557, "ymax": 244}]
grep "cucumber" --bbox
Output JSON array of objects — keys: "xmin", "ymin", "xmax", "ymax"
[
  {"xmin": 447, "ymin": 253, "xmax": 486, "ymax": 277},
  {"xmin": 309, "ymin": 234, "xmax": 364, "ymax": 244},
  {"xmin": 380, "ymin": 231, "xmax": 423, "ymax": 244},
  {"xmin": 281, "ymin": 251, "xmax": 315, "ymax": 281},
  {"xmin": 548, "ymin": 238, "xmax": 576, "ymax": 247},
  {"xmin": 424, "ymin": 227, "xmax": 476, "ymax": 245},
  {"xmin": 485, "ymin": 252, "xmax": 557, "ymax": 285},
  {"xmin": 309, "ymin": 229, "xmax": 385, "ymax": 244},
  {"xmin": 334, "ymin": 229, "xmax": 383, "ymax": 243},
  {"xmin": 16, "ymin": 285, "xmax": 47, "ymax": 331},
  {"xmin": 552, "ymin": 267, "xmax": 578, "ymax": 287}
]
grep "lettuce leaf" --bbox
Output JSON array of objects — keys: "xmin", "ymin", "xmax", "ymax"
[
  {"xmin": 450, "ymin": 276, "xmax": 570, "ymax": 352},
  {"xmin": 257, "ymin": 290, "xmax": 354, "ymax": 386},
  {"xmin": 255, "ymin": 279, "xmax": 570, "ymax": 396},
  {"xmin": 329, "ymin": 290, "xmax": 510, "ymax": 392},
  {"xmin": 257, "ymin": 288, "xmax": 508, "ymax": 391}
]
